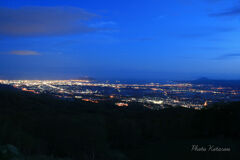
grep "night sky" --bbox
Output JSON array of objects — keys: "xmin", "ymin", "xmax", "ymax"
[{"xmin": 0, "ymin": 0, "xmax": 240, "ymax": 80}]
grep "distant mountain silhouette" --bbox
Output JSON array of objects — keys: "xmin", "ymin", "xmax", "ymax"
[
  {"xmin": 181, "ymin": 77, "xmax": 240, "ymax": 87},
  {"xmin": 194, "ymin": 77, "xmax": 210, "ymax": 81},
  {"xmin": 73, "ymin": 76, "xmax": 96, "ymax": 81}
]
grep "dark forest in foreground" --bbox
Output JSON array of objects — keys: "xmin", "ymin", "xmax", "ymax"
[{"xmin": 0, "ymin": 85, "xmax": 239, "ymax": 160}]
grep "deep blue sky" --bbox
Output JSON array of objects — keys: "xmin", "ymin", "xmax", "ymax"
[{"xmin": 0, "ymin": 0, "xmax": 240, "ymax": 80}]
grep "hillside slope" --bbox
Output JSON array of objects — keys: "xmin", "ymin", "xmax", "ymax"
[{"xmin": 0, "ymin": 85, "xmax": 239, "ymax": 160}]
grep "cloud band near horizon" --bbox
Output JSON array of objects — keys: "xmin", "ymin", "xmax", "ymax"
[{"xmin": 9, "ymin": 50, "xmax": 40, "ymax": 56}]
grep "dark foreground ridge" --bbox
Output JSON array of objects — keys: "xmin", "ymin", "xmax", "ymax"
[{"xmin": 0, "ymin": 84, "xmax": 239, "ymax": 160}]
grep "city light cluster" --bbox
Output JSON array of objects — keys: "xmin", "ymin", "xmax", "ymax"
[{"xmin": 1, "ymin": 79, "xmax": 240, "ymax": 110}]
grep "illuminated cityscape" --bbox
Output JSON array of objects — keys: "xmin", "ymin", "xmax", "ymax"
[{"xmin": 1, "ymin": 79, "xmax": 240, "ymax": 110}]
